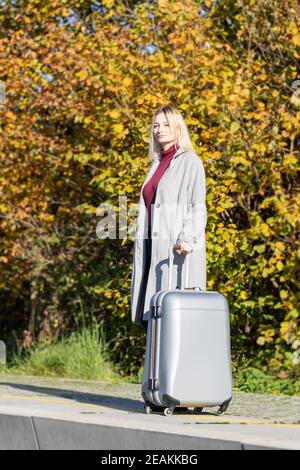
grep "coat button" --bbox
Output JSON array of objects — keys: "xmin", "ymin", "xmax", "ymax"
[
  {"xmin": 153, "ymin": 232, "xmax": 158, "ymax": 237},
  {"xmin": 155, "ymin": 203, "xmax": 160, "ymax": 208}
]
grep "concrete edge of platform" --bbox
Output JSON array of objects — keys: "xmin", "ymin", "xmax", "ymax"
[{"xmin": 0, "ymin": 412, "xmax": 297, "ymax": 450}]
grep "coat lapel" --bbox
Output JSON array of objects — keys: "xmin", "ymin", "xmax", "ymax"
[{"xmin": 173, "ymin": 147, "xmax": 186, "ymax": 159}]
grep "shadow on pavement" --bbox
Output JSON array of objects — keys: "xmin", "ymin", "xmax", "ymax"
[
  {"xmin": 0, "ymin": 382, "xmax": 144, "ymax": 413},
  {"xmin": 0, "ymin": 382, "xmax": 220, "ymax": 417}
]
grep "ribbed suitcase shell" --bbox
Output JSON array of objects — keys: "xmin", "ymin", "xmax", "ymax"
[{"xmin": 141, "ymin": 254, "xmax": 232, "ymax": 415}]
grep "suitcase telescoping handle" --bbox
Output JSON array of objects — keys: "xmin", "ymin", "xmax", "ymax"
[{"xmin": 168, "ymin": 243, "xmax": 190, "ymax": 291}]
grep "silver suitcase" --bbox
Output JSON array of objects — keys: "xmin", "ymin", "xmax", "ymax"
[{"xmin": 141, "ymin": 244, "xmax": 232, "ymax": 416}]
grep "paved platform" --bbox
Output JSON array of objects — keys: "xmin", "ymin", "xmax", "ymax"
[{"xmin": 0, "ymin": 373, "xmax": 299, "ymax": 450}]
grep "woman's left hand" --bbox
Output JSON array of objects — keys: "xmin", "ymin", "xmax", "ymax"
[{"xmin": 173, "ymin": 241, "xmax": 192, "ymax": 254}]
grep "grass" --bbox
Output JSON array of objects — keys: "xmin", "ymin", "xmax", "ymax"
[{"xmin": 0, "ymin": 324, "xmax": 125, "ymax": 383}]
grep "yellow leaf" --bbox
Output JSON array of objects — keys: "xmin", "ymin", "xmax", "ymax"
[
  {"xmin": 240, "ymin": 291, "xmax": 248, "ymax": 299},
  {"xmin": 75, "ymin": 70, "xmax": 88, "ymax": 81},
  {"xmin": 280, "ymin": 290, "xmax": 289, "ymax": 300},
  {"xmin": 292, "ymin": 34, "xmax": 300, "ymax": 46},
  {"xmin": 283, "ymin": 154, "xmax": 297, "ymax": 166},
  {"xmin": 110, "ymin": 110, "xmax": 121, "ymax": 119},
  {"xmin": 276, "ymin": 260, "xmax": 284, "ymax": 271},
  {"xmin": 102, "ymin": 0, "xmax": 114, "ymax": 7},
  {"xmin": 280, "ymin": 321, "xmax": 290, "ymax": 342},
  {"xmin": 113, "ymin": 123, "xmax": 124, "ymax": 136},
  {"xmin": 123, "ymin": 77, "xmax": 132, "ymax": 87},
  {"xmin": 6, "ymin": 111, "xmax": 16, "ymax": 120},
  {"xmin": 230, "ymin": 122, "xmax": 240, "ymax": 133},
  {"xmin": 257, "ymin": 337, "xmax": 266, "ymax": 346},
  {"xmin": 221, "ymin": 231, "xmax": 230, "ymax": 241}
]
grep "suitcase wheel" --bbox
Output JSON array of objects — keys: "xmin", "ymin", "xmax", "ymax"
[
  {"xmin": 163, "ymin": 407, "xmax": 175, "ymax": 416},
  {"xmin": 194, "ymin": 407, "xmax": 203, "ymax": 414},
  {"xmin": 144, "ymin": 403, "xmax": 164, "ymax": 414},
  {"xmin": 218, "ymin": 403, "xmax": 229, "ymax": 416},
  {"xmin": 144, "ymin": 404, "xmax": 152, "ymax": 414}
]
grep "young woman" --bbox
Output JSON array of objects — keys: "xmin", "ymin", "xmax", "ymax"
[{"xmin": 131, "ymin": 105, "xmax": 207, "ymax": 327}]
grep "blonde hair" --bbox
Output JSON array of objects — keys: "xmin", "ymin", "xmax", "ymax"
[{"xmin": 148, "ymin": 105, "xmax": 196, "ymax": 162}]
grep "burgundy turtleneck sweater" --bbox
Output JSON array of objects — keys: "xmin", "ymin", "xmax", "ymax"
[{"xmin": 143, "ymin": 143, "xmax": 178, "ymax": 234}]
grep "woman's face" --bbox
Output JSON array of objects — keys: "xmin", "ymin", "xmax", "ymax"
[{"xmin": 153, "ymin": 113, "xmax": 176, "ymax": 147}]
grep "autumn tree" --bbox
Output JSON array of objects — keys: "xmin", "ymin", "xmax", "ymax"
[{"xmin": 0, "ymin": 0, "xmax": 299, "ymax": 378}]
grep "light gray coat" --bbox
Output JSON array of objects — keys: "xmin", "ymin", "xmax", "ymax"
[{"xmin": 130, "ymin": 147, "xmax": 207, "ymax": 325}]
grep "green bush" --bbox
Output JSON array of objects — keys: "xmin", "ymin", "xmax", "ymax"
[{"xmin": 233, "ymin": 366, "xmax": 300, "ymax": 396}]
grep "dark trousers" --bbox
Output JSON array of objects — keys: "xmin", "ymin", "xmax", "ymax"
[{"xmin": 139, "ymin": 230, "xmax": 152, "ymax": 330}]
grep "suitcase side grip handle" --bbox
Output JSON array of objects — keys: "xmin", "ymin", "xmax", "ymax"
[
  {"xmin": 148, "ymin": 378, "xmax": 159, "ymax": 391},
  {"xmin": 175, "ymin": 286, "xmax": 202, "ymax": 291},
  {"xmin": 150, "ymin": 305, "xmax": 161, "ymax": 319}
]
